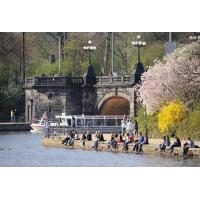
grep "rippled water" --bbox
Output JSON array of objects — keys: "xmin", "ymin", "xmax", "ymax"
[{"xmin": 0, "ymin": 132, "xmax": 200, "ymax": 167}]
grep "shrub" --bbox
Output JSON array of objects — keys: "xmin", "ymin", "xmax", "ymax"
[{"xmin": 157, "ymin": 101, "xmax": 186, "ymax": 133}]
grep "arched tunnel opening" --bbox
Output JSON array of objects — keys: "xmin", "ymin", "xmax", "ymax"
[{"xmin": 98, "ymin": 96, "xmax": 130, "ymax": 115}]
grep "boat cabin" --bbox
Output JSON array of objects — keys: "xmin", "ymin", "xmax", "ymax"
[{"xmin": 55, "ymin": 113, "xmax": 126, "ymax": 128}]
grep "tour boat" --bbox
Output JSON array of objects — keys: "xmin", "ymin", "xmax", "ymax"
[
  {"xmin": 31, "ymin": 112, "xmax": 127, "ymax": 133},
  {"xmin": 52, "ymin": 113, "xmax": 127, "ymax": 133},
  {"xmin": 30, "ymin": 112, "xmax": 58, "ymax": 132}
]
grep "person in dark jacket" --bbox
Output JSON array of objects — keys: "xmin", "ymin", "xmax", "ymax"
[
  {"xmin": 168, "ymin": 136, "xmax": 181, "ymax": 154},
  {"xmin": 182, "ymin": 137, "xmax": 199, "ymax": 157},
  {"xmin": 157, "ymin": 136, "xmax": 171, "ymax": 152},
  {"xmin": 133, "ymin": 132, "xmax": 144, "ymax": 152},
  {"xmin": 137, "ymin": 132, "xmax": 149, "ymax": 153},
  {"xmin": 81, "ymin": 133, "xmax": 87, "ymax": 146}
]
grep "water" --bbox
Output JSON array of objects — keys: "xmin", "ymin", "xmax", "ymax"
[{"xmin": 0, "ymin": 132, "xmax": 200, "ymax": 167}]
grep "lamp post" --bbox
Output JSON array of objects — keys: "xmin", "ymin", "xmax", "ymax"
[
  {"xmin": 132, "ymin": 35, "xmax": 146, "ymax": 63},
  {"xmin": 83, "ymin": 40, "xmax": 96, "ymax": 65},
  {"xmin": 132, "ymin": 35, "xmax": 147, "ymax": 132}
]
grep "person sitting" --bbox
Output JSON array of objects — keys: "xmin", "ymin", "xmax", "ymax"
[
  {"xmin": 81, "ymin": 133, "xmax": 87, "ymax": 146},
  {"xmin": 61, "ymin": 132, "xmax": 71, "ymax": 144},
  {"xmin": 117, "ymin": 133, "xmax": 124, "ymax": 144},
  {"xmin": 182, "ymin": 137, "xmax": 199, "ymax": 157},
  {"xmin": 67, "ymin": 131, "xmax": 75, "ymax": 146},
  {"xmin": 86, "ymin": 131, "xmax": 92, "ymax": 141},
  {"xmin": 122, "ymin": 133, "xmax": 134, "ymax": 152},
  {"xmin": 99, "ymin": 132, "xmax": 105, "ymax": 141},
  {"xmin": 167, "ymin": 136, "xmax": 181, "ymax": 154},
  {"xmin": 107, "ymin": 133, "xmax": 115, "ymax": 149},
  {"xmin": 157, "ymin": 136, "xmax": 170, "ymax": 152},
  {"xmin": 108, "ymin": 133, "xmax": 118, "ymax": 149},
  {"xmin": 74, "ymin": 131, "xmax": 80, "ymax": 140},
  {"xmin": 133, "ymin": 132, "xmax": 144, "ymax": 152},
  {"xmin": 137, "ymin": 132, "xmax": 149, "ymax": 153},
  {"xmin": 92, "ymin": 131, "xmax": 100, "ymax": 149}
]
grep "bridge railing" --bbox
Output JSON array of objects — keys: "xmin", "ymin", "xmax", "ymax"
[
  {"xmin": 25, "ymin": 75, "xmax": 133, "ymax": 87},
  {"xmin": 25, "ymin": 76, "xmax": 83, "ymax": 87},
  {"xmin": 96, "ymin": 75, "xmax": 132, "ymax": 85}
]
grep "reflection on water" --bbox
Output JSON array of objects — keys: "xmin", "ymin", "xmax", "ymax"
[{"xmin": 0, "ymin": 132, "xmax": 200, "ymax": 167}]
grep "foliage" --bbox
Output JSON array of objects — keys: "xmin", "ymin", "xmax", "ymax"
[
  {"xmin": 175, "ymin": 103, "xmax": 200, "ymax": 140},
  {"xmin": 0, "ymin": 84, "xmax": 24, "ymax": 120},
  {"xmin": 134, "ymin": 106, "xmax": 158, "ymax": 137},
  {"xmin": 137, "ymin": 42, "xmax": 200, "ymax": 114},
  {"xmin": 157, "ymin": 101, "xmax": 186, "ymax": 133}
]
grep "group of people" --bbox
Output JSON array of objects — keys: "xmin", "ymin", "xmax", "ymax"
[
  {"xmin": 60, "ymin": 118, "xmax": 199, "ymax": 157},
  {"xmin": 157, "ymin": 136, "xmax": 199, "ymax": 157},
  {"xmin": 121, "ymin": 117, "xmax": 138, "ymax": 136},
  {"xmin": 61, "ymin": 130, "xmax": 80, "ymax": 146},
  {"xmin": 80, "ymin": 131, "xmax": 92, "ymax": 146},
  {"xmin": 106, "ymin": 131, "xmax": 149, "ymax": 153}
]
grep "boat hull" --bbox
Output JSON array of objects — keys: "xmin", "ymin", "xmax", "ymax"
[{"xmin": 31, "ymin": 123, "xmax": 44, "ymax": 132}]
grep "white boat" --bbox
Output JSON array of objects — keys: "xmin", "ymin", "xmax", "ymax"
[
  {"xmin": 31, "ymin": 112, "xmax": 58, "ymax": 131},
  {"xmin": 53, "ymin": 113, "xmax": 127, "ymax": 133},
  {"xmin": 31, "ymin": 112, "xmax": 128, "ymax": 133}
]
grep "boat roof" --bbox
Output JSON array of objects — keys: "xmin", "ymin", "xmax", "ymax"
[{"xmin": 55, "ymin": 113, "xmax": 128, "ymax": 119}]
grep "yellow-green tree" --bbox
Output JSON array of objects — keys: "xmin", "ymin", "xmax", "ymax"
[{"xmin": 157, "ymin": 101, "xmax": 186, "ymax": 133}]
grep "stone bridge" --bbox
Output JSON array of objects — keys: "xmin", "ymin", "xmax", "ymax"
[
  {"xmin": 95, "ymin": 75, "xmax": 135, "ymax": 115},
  {"xmin": 24, "ymin": 74, "xmax": 136, "ymax": 122}
]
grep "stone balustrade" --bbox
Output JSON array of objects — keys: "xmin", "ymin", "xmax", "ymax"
[{"xmin": 25, "ymin": 75, "xmax": 134, "ymax": 88}]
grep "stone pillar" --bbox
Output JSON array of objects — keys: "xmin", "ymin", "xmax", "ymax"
[
  {"xmin": 82, "ymin": 85, "xmax": 97, "ymax": 115},
  {"xmin": 82, "ymin": 65, "xmax": 97, "ymax": 115}
]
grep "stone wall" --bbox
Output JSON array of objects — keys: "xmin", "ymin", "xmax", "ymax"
[
  {"xmin": 42, "ymin": 137, "xmax": 200, "ymax": 158},
  {"xmin": 0, "ymin": 123, "xmax": 31, "ymax": 131},
  {"xmin": 25, "ymin": 86, "xmax": 83, "ymax": 121}
]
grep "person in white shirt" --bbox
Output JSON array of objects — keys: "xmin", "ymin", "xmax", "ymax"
[
  {"xmin": 121, "ymin": 119, "xmax": 126, "ymax": 136},
  {"xmin": 126, "ymin": 119, "xmax": 134, "ymax": 135}
]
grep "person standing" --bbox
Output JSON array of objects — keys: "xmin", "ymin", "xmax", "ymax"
[
  {"xmin": 134, "ymin": 120, "xmax": 138, "ymax": 135},
  {"xmin": 121, "ymin": 117, "xmax": 126, "ymax": 136},
  {"xmin": 126, "ymin": 119, "xmax": 134, "ymax": 135},
  {"xmin": 44, "ymin": 119, "xmax": 50, "ymax": 137},
  {"xmin": 10, "ymin": 110, "xmax": 14, "ymax": 122}
]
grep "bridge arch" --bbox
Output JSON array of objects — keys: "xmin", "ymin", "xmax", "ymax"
[{"xmin": 98, "ymin": 92, "xmax": 131, "ymax": 115}]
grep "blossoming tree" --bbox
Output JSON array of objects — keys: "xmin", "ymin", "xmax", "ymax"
[{"xmin": 137, "ymin": 42, "xmax": 200, "ymax": 114}]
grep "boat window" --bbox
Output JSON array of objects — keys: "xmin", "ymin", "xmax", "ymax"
[
  {"xmin": 76, "ymin": 119, "xmax": 84, "ymax": 127},
  {"xmin": 94, "ymin": 119, "xmax": 105, "ymax": 126},
  {"xmin": 105, "ymin": 119, "xmax": 116, "ymax": 126},
  {"xmin": 67, "ymin": 119, "xmax": 71, "ymax": 126},
  {"xmin": 116, "ymin": 119, "xmax": 122, "ymax": 126},
  {"xmin": 85, "ymin": 119, "xmax": 93, "ymax": 127}
]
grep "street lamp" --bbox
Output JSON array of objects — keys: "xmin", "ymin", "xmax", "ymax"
[
  {"xmin": 132, "ymin": 35, "xmax": 146, "ymax": 63},
  {"xmin": 83, "ymin": 40, "xmax": 96, "ymax": 65},
  {"xmin": 132, "ymin": 35, "xmax": 147, "ymax": 132}
]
